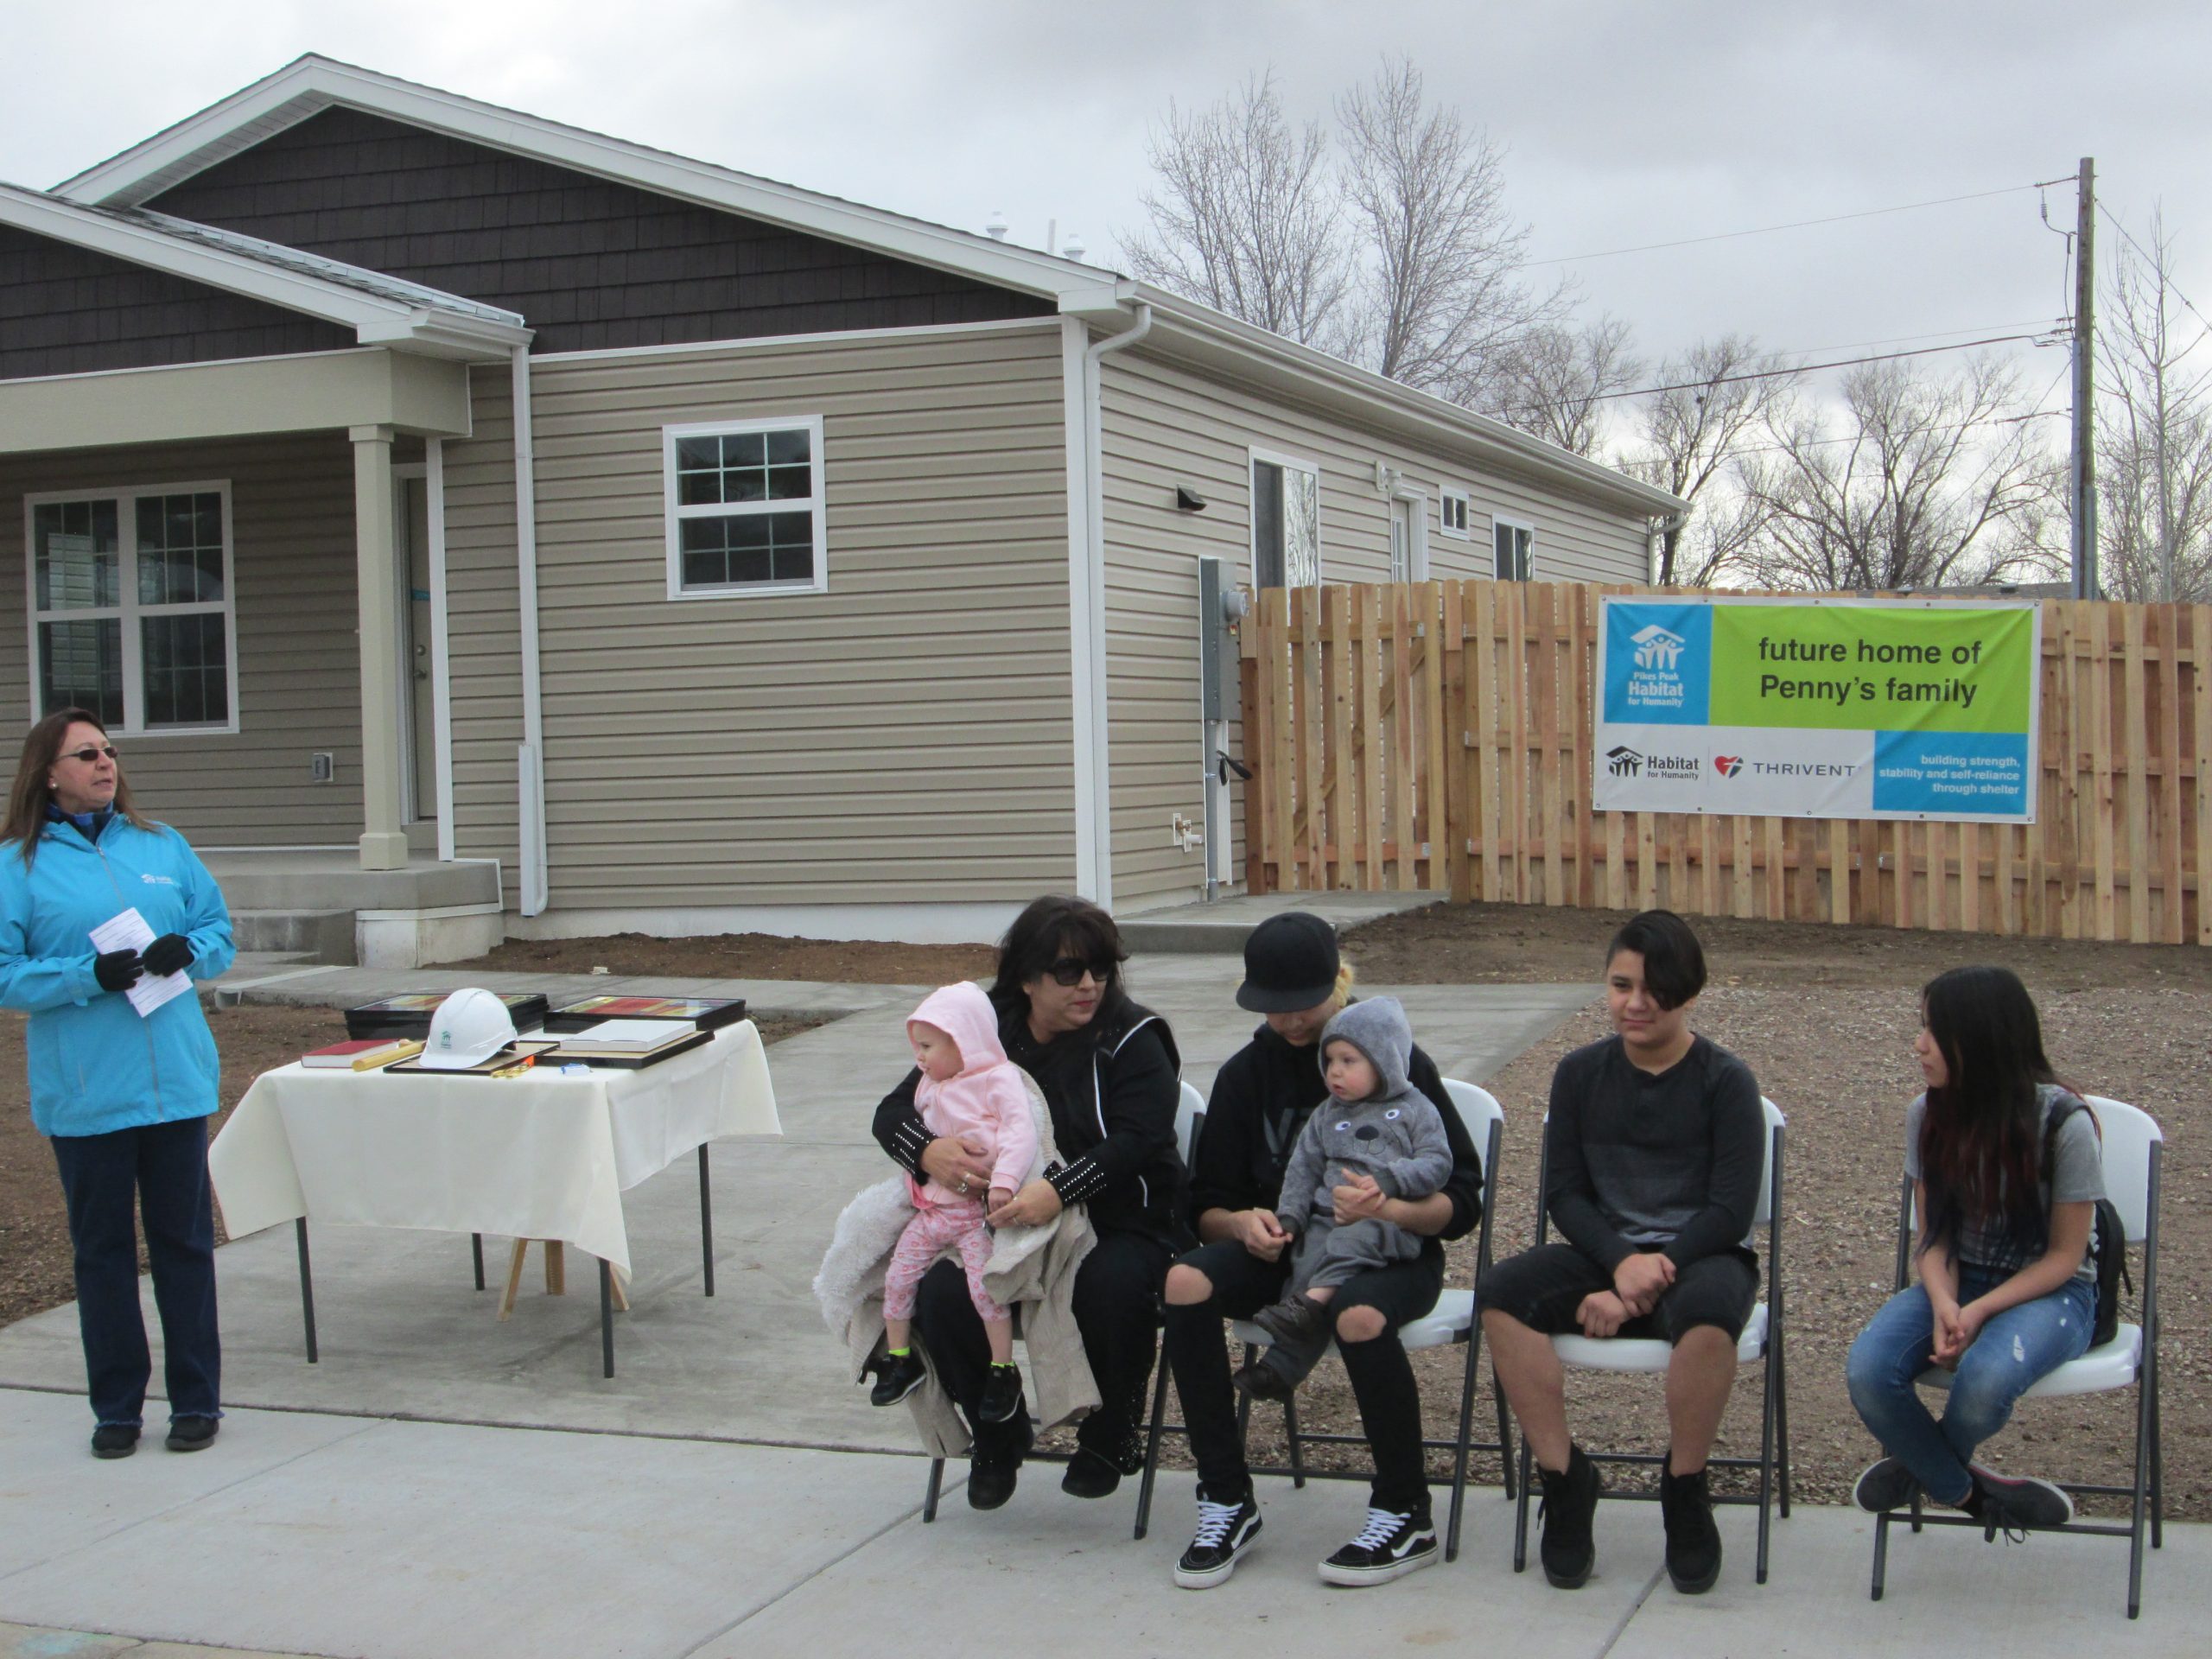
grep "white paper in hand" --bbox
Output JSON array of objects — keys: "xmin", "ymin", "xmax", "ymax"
[{"xmin": 88, "ymin": 906, "xmax": 192, "ymax": 1018}]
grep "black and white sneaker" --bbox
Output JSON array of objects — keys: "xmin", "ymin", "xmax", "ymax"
[
  {"xmin": 1318, "ymin": 1507, "xmax": 1438, "ymax": 1586},
  {"xmin": 1970, "ymin": 1463, "xmax": 2074, "ymax": 1532},
  {"xmin": 1174, "ymin": 1491, "xmax": 1262, "ymax": 1589},
  {"xmin": 1853, "ymin": 1455, "xmax": 1920, "ymax": 1514}
]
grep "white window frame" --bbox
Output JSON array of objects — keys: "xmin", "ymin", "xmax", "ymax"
[
  {"xmin": 1247, "ymin": 444, "xmax": 1324, "ymax": 588},
  {"xmin": 663, "ymin": 413, "xmax": 829, "ymax": 600},
  {"xmin": 22, "ymin": 480, "xmax": 241, "ymax": 737},
  {"xmin": 1439, "ymin": 487, "xmax": 1471, "ymax": 539},
  {"xmin": 1492, "ymin": 514, "xmax": 1536, "ymax": 582}
]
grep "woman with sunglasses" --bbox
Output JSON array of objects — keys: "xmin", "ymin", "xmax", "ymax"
[
  {"xmin": 873, "ymin": 893, "xmax": 1181, "ymax": 1510},
  {"xmin": 0, "ymin": 709, "xmax": 235, "ymax": 1459}
]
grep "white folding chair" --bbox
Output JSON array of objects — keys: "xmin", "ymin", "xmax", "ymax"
[
  {"xmin": 921, "ymin": 1078, "xmax": 1207, "ymax": 1526},
  {"xmin": 1510, "ymin": 1096, "xmax": 1791, "ymax": 1585},
  {"xmin": 1869, "ymin": 1096, "xmax": 2164, "ymax": 1618},
  {"xmin": 1136, "ymin": 1078, "xmax": 1515, "ymax": 1562}
]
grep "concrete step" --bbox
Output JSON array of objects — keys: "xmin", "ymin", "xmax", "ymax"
[
  {"xmin": 1118, "ymin": 891, "xmax": 1447, "ymax": 954},
  {"xmin": 229, "ymin": 908, "xmax": 356, "ymax": 965}
]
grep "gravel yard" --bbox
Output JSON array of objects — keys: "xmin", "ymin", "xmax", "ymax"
[{"xmin": 1170, "ymin": 903, "xmax": 2210, "ymax": 1522}]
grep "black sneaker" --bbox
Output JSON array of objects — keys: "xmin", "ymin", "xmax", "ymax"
[
  {"xmin": 1536, "ymin": 1445, "xmax": 1601, "ymax": 1589},
  {"xmin": 1659, "ymin": 1459, "xmax": 1721, "ymax": 1594},
  {"xmin": 1252, "ymin": 1292, "xmax": 1328, "ymax": 1347},
  {"xmin": 977, "ymin": 1364, "xmax": 1024, "ymax": 1425},
  {"xmin": 91, "ymin": 1424, "xmax": 139, "ymax": 1459},
  {"xmin": 1175, "ymin": 1490, "xmax": 1262, "ymax": 1590},
  {"xmin": 1319, "ymin": 1507, "xmax": 1438, "ymax": 1586},
  {"xmin": 1853, "ymin": 1455, "xmax": 1920, "ymax": 1514},
  {"xmin": 869, "ymin": 1350, "xmax": 927, "ymax": 1408},
  {"xmin": 165, "ymin": 1416, "xmax": 218, "ymax": 1453},
  {"xmin": 1061, "ymin": 1446, "xmax": 1123, "ymax": 1499},
  {"xmin": 966, "ymin": 1413, "xmax": 1033, "ymax": 1511},
  {"xmin": 1970, "ymin": 1463, "xmax": 2073, "ymax": 1532},
  {"xmin": 1230, "ymin": 1354, "xmax": 1299, "ymax": 1402}
]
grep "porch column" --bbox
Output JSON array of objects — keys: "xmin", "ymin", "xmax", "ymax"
[{"xmin": 351, "ymin": 423, "xmax": 410, "ymax": 871}]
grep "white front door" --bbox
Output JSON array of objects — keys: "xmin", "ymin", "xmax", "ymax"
[{"xmin": 1389, "ymin": 496, "xmax": 1414, "ymax": 582}]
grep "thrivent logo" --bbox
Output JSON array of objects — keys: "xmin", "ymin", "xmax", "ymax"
[
  {"xmin": 1606, "ymin": 746, "xmax": 1643, "ymax": 778},
  {"xmin": 1713, "ymin": 755, "xmax": 1744, "ymax": 779},
  {"xmin": 1630, "ymin": 624, "xmax": 1687, "ymax": 671}
]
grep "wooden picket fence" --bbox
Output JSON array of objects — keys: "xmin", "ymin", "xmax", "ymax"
[{"xmin": 1236, "ymin": 580, "xmax": 2212, "ymax": 944}]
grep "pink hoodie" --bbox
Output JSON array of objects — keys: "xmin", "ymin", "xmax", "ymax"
[{"xmin": 906, "ymin": 982, "xmax": 1039, "ymax": 1207}]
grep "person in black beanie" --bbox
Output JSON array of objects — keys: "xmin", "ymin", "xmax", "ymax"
[{"xmin": 1160, "ymin": 912, "xmax": 1484, "ymax": 1590}]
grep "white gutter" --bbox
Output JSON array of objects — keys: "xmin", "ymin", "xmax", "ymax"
[
  {"xmin": 511, "ymin": 345, "xmax": 549, "ymax": 916},
  {"xmin": 1071, "ymin": 302, "xmax": 1152, "ymax": 909}
]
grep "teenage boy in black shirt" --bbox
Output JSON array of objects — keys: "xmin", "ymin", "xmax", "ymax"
[{"xmin": 1478, "ymin": 909, "xmax": 1764, "ymax": 1597}]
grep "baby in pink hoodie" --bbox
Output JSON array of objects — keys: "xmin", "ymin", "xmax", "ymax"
[{"xmin": 873, "ymin": 982, "xmax": 1039, "ymax": 1422}]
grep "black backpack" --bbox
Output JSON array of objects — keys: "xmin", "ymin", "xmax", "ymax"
[{"xmin": 2044, "ymin": 1096, "xmax": 2129, "ymax": 1350}]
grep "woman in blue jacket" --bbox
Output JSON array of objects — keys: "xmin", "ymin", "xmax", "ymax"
[{"xmin": 0, "ymin": 708, "xmax": 236, "ymax": 1459}]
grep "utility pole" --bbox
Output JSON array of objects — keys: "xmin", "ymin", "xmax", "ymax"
[{"xmin": 2072, "ymin": 156, "xmax": 2098, "ymax": 599}]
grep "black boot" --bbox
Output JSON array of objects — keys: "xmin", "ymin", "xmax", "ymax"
[
  {"xmin": 967, "ymin": 1413, "xmax": 1034, "ymax": 1511},
  {"xmin": 1659, "ymin": 1456, "xmax": 1722, "ymax": 1594},
  {"xmin": 1536, "ymin": 1445, "xmax": 1601, "ymax": 1589},
  {"xmin": 1251, "ymin": 1291, "xmax": 1328, "ymax": 1348}
]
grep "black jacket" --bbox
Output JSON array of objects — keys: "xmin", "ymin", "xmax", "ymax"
[
  {"xmin": 873, "ymin": 995, "xmax": 1185, "ymax": 1248},
  {"xmin": 1187, "ymin": 1017, "xmax": 1483, "ymax": 1244}
]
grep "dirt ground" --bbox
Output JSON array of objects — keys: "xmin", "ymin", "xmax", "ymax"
[
  {"xmin": 0, "ymin": 1002, "xmax": 825, "ymax": 1330},
  {"xmin": 451, "ymin": 932, "xmax": 999, "ymax": 984},
  {"xmin": 1206, "ymin": 903, "xmax": 2210, "ymax": 1521}
]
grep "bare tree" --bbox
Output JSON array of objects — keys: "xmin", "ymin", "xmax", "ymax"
[
  {"xmin": 2095, "ymin": 209, "xmax": 2212, "ymax": 600},
  {"xmin": 1624, "ymin": 335, "xmax": 1802, "ymax": 585},
  {"xmin": 1739, "ymin": 356, "xmax": 2059, "ymax": 590},
  {"xmin": 1480, "ymin": 316, "xmax": 1640, "ymax": 457},
  {"xmin": 1332, "ymin": 58, "xmax": 1571, "ymax": 397},
  {"xmin": 1122, "ymin": 72, "xmax": 1348, "ymax": 346}
]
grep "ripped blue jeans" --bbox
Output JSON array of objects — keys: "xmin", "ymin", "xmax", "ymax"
[{"xmin": 1846, "ymin": 1268, "xmax": 2096, "ymax": 1507}]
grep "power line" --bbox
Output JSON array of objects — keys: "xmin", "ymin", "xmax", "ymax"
[
  {"xmin": 2098, "ymin": 203, "xmax": 2212, "ymax": 344},
  {"xmin": 1523, "ymin": 184, "xmax": 2044, "ymax": 269},
  {"xmin": 1571, "ymin": 329, "xmax": 2062, "ymax": 407}
]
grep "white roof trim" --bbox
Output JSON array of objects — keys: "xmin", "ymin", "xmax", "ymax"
[
  {"xmin": 1, "ymin": 181, "xmax": 530, "ymax": 361},
  {"xmin": 55, "ymin": 54, "xmax": 1115, "ymax": 303}
]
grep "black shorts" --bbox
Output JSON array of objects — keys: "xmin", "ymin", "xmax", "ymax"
[
  {"xmin": 1476, "ymin": 1243, "xmax": 1759, "ymax": 1344},
  {"xmin": 1175, "ymin": 1235, "xmax": 1444, "ymax": 1336}
]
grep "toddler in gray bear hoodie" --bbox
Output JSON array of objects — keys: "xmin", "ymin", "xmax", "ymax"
[{"xmin": 1235, "ymin": 995, "xmax": 1453, "ymax": 1400}]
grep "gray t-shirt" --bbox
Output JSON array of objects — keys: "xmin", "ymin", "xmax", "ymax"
[{"xmin": 1904, "ymin": 1084, "xmax": 2104, "ymax": 1281}]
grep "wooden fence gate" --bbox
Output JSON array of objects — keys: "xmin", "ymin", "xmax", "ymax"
[{"xmin": 1237, "ymin": 580, "xmax": 2212, "ymax": 944}]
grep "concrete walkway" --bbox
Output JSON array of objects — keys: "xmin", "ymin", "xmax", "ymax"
[{"xmin": 1, "ymin": 958, "xmax": 2192, "ymax": 1656}]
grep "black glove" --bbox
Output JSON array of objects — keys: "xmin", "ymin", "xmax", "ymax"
[
  {"xmin": 143, "ymin": 933, "xmax": 195, "ymax": 977},
  {"xmin": 93, "ymin": 948, "xmax": 143, "ymax": 993}
]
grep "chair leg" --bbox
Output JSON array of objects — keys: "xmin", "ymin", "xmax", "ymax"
[
  {"xmin": 1774, "ymin": 1329, "xmax": 1793, "ymax": 1517},
  {"xmin": 1871, "ymin": 1510, "xmax": 1890, "ymax": 1602},
  {"xmin": 1283, "ymin": 1390, "xmax": 1306, "ymax": 1490},
  {"xmin": 1135, "ymin": 1350, "xmax": 1173, "ymax": 1541},
  {"xmin": 2129, "ymin": 1345, "xmax": 2156, "ymax": 1618},
  {"xmin": 2150, "ymin": 1345, "xmax": 2164, "ymax": 1549},
  {"xmin": 1512, "ymin": 1431, "xmax": 1534, "ymax": 1573},
  {"xmin": 923, "ymin": 1458, "xmax": 944, "ymax": 1523},
  {"xmin": 1755, "ymin": 1342, "xmax": 1777, "ymax": 1586},
  {"xmin": 1909, "ymin": 1490, "xmax": 1923, "ymax": 1535},
  {"xmin": 1235, "ymin": 1343, "xmax": 1255, "ymax": 1446},
  {"xmin": 1447, "ymin": 1337, "xmax": 1480, "ymax": 1563},
  {"xmin": 1493, "ymin": 1373, "xmax": 1517, "ymax": 1502}
]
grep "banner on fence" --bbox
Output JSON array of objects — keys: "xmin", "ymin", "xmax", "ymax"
[{"xmin": 1593, "ymin": 595, "xmax": 2042, "ymax": 823}]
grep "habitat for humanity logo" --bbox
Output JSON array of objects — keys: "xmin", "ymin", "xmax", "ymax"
[
  {"xmin": 1632, "ymin": 625, "xmax": 1687, "ymax": 671},
  {"xmin": 1607, "ymin": 745, "xmax": 1699, "ymax": 781},
  {"xmin": 1607, "ymin": 745, "xmax": 1643, "ymax": 777}
]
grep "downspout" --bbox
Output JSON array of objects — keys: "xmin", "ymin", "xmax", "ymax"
[
  {"xmin": 1078, "ymin": 302, "xmax": 1151, "ymax": 910},
  {"xmin": 511, "ymin": 345, "xmax": 549, "ymax": 916}
]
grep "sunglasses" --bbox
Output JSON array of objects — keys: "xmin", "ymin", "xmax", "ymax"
[
  {"xmin": 58, "ymin": 745, "xmax": 119, "ymax": 764},
  {"xmin": 1045, "ymin": 956, "xmax": 1115, "ymax": 988}
]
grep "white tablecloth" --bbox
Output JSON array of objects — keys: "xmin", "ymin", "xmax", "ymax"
[{"xmin": 209, "ymin": 1022, "xmax": 780, "ymax": 1276}]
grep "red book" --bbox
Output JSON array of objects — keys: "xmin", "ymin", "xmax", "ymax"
[{"xmin": 302, "ymin": 1038, "xmax": 423, "ymax": 1071}]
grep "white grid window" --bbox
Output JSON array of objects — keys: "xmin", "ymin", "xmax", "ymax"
[
  {"xmin": 1440, "ymin": 489, "xmax": 1471, "ymax": 538},
  {"xmin": 664, "ymin": 415, "xmax": 828, "ymax": 598},
  {"xmin": 25, "ymin": 482, "xmax": 238, "ymax": 734}
]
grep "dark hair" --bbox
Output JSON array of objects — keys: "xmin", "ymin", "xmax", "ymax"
[
  {"xmin": 990, "ymin": 894, "xmax": 1129, "ymax": 1025},
  {"xmin": 1604, "ymin": 909, "xmax": 1707, "ymax": 1010},
  {"xmin": 3, "ymin": 708, "xmax": 149, "ymax": 867},
  {"xmin": 1917, "ymin": 965, "xmax": 2062, "ymax": 1259}
]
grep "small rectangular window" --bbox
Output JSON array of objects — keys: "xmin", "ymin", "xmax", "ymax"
[
  {"xmin": 1493, "ymin": 517, "xmax": 1535, "ymax": 582},
  {"xmin": 664, "ymin": 416, "xmax": 827, "ymax": 597},
  {"xmin": 1250, "ymin": 450, "xmax": 1320, "ymax": 588},
  {"xmin": 26, "ymin": 484, "xmax": 236, "ymax": 734},
  {"xmin": 1439, "ymin": 489, "xmax": 1471, "ymax": 539}
]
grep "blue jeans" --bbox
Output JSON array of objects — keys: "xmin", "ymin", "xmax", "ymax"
[
  {"xmin": 1846, "ymin": 1268, "xmax": 2094, "ymax": 1506},
  {"xmin": 50, "ymin": 1116, "xmax": 221, "ymax": 1427}
]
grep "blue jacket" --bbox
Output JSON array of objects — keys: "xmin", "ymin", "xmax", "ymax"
[{"xmin": 0, "ymin": 817, "xmax": 236, "ymax": 1137}]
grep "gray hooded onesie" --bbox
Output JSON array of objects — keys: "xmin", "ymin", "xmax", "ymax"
[{"xmin": 1277, "ymin": 996, "xmax": 1453, "ymax": 1293}]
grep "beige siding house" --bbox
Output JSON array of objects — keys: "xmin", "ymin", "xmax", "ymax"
[{"xmin": 2, "ymin": 56, "xmax": 1682, "ymax": 958}]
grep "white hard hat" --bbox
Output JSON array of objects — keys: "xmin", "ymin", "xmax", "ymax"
[{"xmin": 419, "ymin": 988, "xmax": 518, "ymax": 1070}]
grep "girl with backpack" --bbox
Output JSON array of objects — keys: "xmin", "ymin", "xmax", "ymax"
[{"xmin": 1845, "ymin": 964, "xmax": 2106, "ymax": 1531}]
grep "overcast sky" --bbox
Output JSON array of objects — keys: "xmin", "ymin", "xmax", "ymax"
[{"xmin": 6, "ymin": 0, "xmax": 2204, "ymax": 423}]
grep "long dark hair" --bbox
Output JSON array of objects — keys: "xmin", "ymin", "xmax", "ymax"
[
  {"xmin": 3, "ymin": 709, "xmax": 149, "ymax": 866},
  {"xmin": 1916, "ymin": 965, "xmax": 2061, "ymax": 1258},
  {"xmin": 989, "ymin": 894, "xmax": 1130, "ymax": 1031}
]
